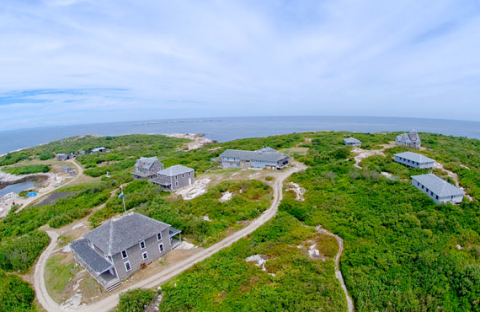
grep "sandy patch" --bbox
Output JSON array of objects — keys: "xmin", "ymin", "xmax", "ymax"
[
  {"xmin": 203, "ymin": 215, "xmax": 212, "ymax": 222},
  {"xmin": 287, "ymin": 182, "xmax": 305, "ymax": 201},
  {"xmin": 248, "ymin": 172, "xmax": 261, "ymax": 180},
  {"xmin": 60, "ymin": 293, "xmax": 86, "ymax": 310},
  {"xmin": 460, "ymin": 165, "xmax": 470, "ymax": 170},
  {"xmin": 381, "ymin": 172, "xmax": 394, "ymax": 180},
  {"xmin": 175, "ymin": 178, "xmax": 211, "ymax": 200},
  {"xmin": 434, "ymin": 162, "xmax": 460, "ymax": 186},
  {"xmin": 175, "ymin": 241, "xmax": 197, "ymax": 250},
  {"xmin": 163, "ymin": 133, "xmax": 216, "ymax": 150},
  {"xmin": 72, "ymin": 222, "xmax": 86, "ymax": 230},
  {"xmin": 246, "ymin": 255, "xmax": 268, "ymax": 272},
  {"xmin": 219, "ymin": 191, "xmax": 232, "ymax": 203}
]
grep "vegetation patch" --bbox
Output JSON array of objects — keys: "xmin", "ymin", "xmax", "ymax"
[
  {"xmin": 3, "ymin": 164, "xmax": 51, "ymax": 175},
  {"xmin": 158, "ymin": 213, "xmax": 346, "ymax": 311},
  {"xmin": 0, "ymin": 270, "xmax": 35, "ymax": 312},
  {"xmin": 0, "ymin": 231, "xmax": 50, "ymax": 272},
  {"xmin": 116, "ymin": 288, "xmax": 158, "ymax": 312},
  {"xmin": 45, "ymin": 254, "xmax": 78, "ymax": 303}
]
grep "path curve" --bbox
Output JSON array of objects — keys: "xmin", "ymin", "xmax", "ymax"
[
  {"xmin": 316, "ymin": 226, "xmax": 354, "ymax": 312},
  {"xmin": 16, "ymin": 159, "xmax": 84, "ymax": 212},
  {"xmin": 34, "ymin": 162, "xmax": 307, "ymax": 312}
]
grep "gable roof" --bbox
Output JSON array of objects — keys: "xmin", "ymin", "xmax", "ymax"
[
  {"xmin": 412, "ymin": 174, "xmax": 464, "ymax": 197},
  {"xmin": 395, "ymin": 152, "xmax": 434, "ymax": 164},
  {"xmin": 136, "ymin": 157, "xmax": 160, "ymax": 169},
  {"xmin": 220, "ymin": 149, "xmax": 289, "ymax": 162},
  {"xmin": 343, "ymin": 138, "xmax": 361, "ymax": 144},
  {"xmin": 84, "ymin": 212, "xmax": 171, "ymax": 256},
  {"xmin": 157, "ymin": 165, "xmax": 194, "ymax": 176}
]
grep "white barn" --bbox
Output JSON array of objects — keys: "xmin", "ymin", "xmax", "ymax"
[
  {"xmin": 394, "ymin": 152, "xmax": 435, "ymax": 169},
  {"xmin": 412, "ymin": 174, "xmax": 464, "ymax": 204}
]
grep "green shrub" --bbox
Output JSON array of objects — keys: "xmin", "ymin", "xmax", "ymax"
[
  {"xmin": 0, "ymin": 231, "xmax": 50, "ymax": 272},
  {"xmin": 3, "ymin": 165, "xmax": 50, "ymax": 175},
  {"xmin": 0, "ymin": 271, "xmax": 35, "ymax": 312},
  {"xmin": 117, "ymin": 289, "xmax": 157, "ymax": 312}
]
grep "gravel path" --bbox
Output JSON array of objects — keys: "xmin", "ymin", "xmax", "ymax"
[
  {"xmin": 316, "ymin": 226, "xmax": 355, "ymax": 312},
  {"xmin": 34, "ymin": 162, "xmax": 307, "ymax": 312}
]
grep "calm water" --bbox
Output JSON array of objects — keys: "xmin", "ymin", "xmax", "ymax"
[
  {"xmin": 0, "ymin": 180, "xmax": 35, "ymax": 196},
  {"xmin": 1, "ymin": 116, "xmax": 480, "ymax": 155}
]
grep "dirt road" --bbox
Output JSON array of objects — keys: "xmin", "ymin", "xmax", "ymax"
[
  {"xmin": 34, "ymin": 162, "xmax": 307, "ymax": 312},
  {"xmin": 16, "ymin": 159, "xmax": 84, "ymax": 213},
  {"xmin": 316, "ymin": 226, "xmax": 354, "ymax": 312}
]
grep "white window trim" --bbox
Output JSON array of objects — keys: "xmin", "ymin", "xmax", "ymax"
[
  {"xmin": 124, "ymin": 261, "xmax": 131, "ymax": 272},
  {"xmin": 142, "ymin": 252, "xmax": 148, "ymax": 260},
  {"xmin": 121, "ymin": 250, "xmax": 128, "ymax": 259},
  {"xmin": 159, "ymin": 243, "xmax": 164, "ymax": 253},
  {"xmin": 157, "ymin": 232, "xmax": 162, "ymax": 241},
  {"xmin": 175, "ymin": 181, "xmax": 178, "ymax": 187},
  {"xmin": 139, "ymin": 240, "xmax": 146, "ymax": 250}
]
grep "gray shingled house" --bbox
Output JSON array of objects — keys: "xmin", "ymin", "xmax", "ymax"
[
  {"xmin": 343, "ymin": 138, "xmax": 362, "ymax": 146},
  {"xmin": 149, "ymin": 165, "xmax": 194, "ymax": 191},
  {"xmin": 90, "ymin": 147, "xmax": 107, "ymax": 153},
  {"xmin": 70, "ymin": 212, "xmax": 181, "ymax": 291},
  {"xmin": 395, "ymin": 129, "xmax": 421, "ymax": 148},
  {"xmin": 219, "ymin": 149, "xmax": 290, "ymax": 169},
  {"xmin": 56, "ymin": 153, "xmax": 74, "ymax": 161},
  {"xmin": 131, "ymin": 157, "xmax": 164, "ymax": 179},
  {"xmin": 411, "ymin": 174, "xmax": 464, "ymax": 204},
  {"xmin": 394, "ymin": 152, "xmax": 435, "ymax": 169}
]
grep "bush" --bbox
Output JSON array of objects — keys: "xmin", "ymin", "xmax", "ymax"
[
  {"xmin": 0, "ymin": 271, "xmax": 35, "ymax": 312},
  {"xmin": 0, "ymin": 231, "xmax": 50, "ymax": 272},
  {"xmin": 117, "ymin": 289, "xmax": 157, "ymax": 312},
  {"xmin": 3, "ymin": 165, "xmax": 50, "ymax": 175}
]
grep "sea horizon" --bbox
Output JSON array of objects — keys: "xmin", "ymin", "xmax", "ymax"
[{"xmin": 2, "ymin": 115, "xmax": 480, "ymax": 155}]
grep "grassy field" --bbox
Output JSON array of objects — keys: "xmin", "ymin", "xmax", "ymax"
[{"xmin": 45, "ymin": 254, "xmax": 79, "ymax": 303}]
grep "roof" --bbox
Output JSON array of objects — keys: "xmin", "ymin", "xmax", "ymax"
[
  {"xmin": 136, "ymin": 157, "xmax": 160, "ymax": 169},
  {"xmin": 343, "ymin": 138, "xmax": 361, "ymax": 144},
  {"xmin": 84, "ymin": 212, "xmax": 171, "ymax": 256},
  {"xmin": 256, "ymin": 147, "xmax": 277, "ymax": 153},
  {"xmin": 70, "ymin": 238, "xmax": 113, "ymax": 273},
  {"xmin": 412, "ymin": 174, "xmax": 465, "ymax": 197},
  {"xmin": 91, "ymin": 147, "xmax": 106, "ymax": 152},
  {"xmin": 220, "ymin": 149, "xmax": 289, "ymax": 162},
  {"xmin": 395, "ymin": 152, "xmax": 434, "ymax": 164},
  {"xmin": 157, "ymin": 165, "xmax": 194, "ymax": 176},
  {"xmin": 57, "ymin": 153, "xmax": 67, "ymax": 156}
]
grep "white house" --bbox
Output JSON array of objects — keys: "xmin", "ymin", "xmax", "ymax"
[
  {"xmin": 394, "ymin": 152, "xmax": 435, "ymax": 169},
  {"xmin": 411, "ymin": 174, "xmax": 464, "ymax": 204}
]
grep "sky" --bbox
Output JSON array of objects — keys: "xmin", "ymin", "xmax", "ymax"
[{"xmin": 1, "ymin": 0, "xmax": 480, "ymax": 131}]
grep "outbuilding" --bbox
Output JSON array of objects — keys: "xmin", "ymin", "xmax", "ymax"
[
  {"xmin": 411, "ymin": 174, "xmax": 464, "ymax": 204},
  {"xmin": 394, "ymin": 152, "xmax": 434, "ymax": 169},
  {"xmin": 343, "ymin": 138, "xmax": 362, "ymax": 146}
]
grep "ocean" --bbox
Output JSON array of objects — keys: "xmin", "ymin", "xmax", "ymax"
[{"xmin": 1, "ymin": 116, "xmax": 480, "ymax": 155}]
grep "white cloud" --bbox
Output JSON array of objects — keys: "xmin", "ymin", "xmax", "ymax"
[{"xmin": 0, "ymin": 0, "xmax": 479, "ymax": 130}]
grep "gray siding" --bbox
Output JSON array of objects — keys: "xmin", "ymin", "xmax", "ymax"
[
  {"xmin": 394, "ymin": 155, "xmax": 434, "ymax": 169},
  {"xmin": 221, "ymin": 156, "xmax": 289, "ymax": 169},
  {"xmin": 156, "ymin": 171, "xmax": 194, "ymax": 191},
  {"xmin": 113, "ymin": 228, "xmax": 171, "ymax": 280},
  {"xmin": 412, "ymin": 180, "xmax": 464, "ymax": 204}
]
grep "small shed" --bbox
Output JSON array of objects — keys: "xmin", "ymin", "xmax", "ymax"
[{"xmin": 343, "ymin": 138, "xmax": 362, "ymax": 146}]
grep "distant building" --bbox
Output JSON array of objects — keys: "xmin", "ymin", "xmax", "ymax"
[
  {"xmin": 411, "ymin": 174, "xmax": 464, "ymax": 204},
  {"xmin": 219, "ymin": 149, "xmax": 290, "ymax": 170},
  {"xmin": 396, "ymin": 130, "xmax": 421, "ymax": 148},
  {"xmin": 131, "ymin": 157, "xmax": 164, "ymax": 179},
  {"xmin": 70, "ymin": 212, "xmax": 181, "ymax": 292},
  {"xmin": 256, "ymin": 147, "xmax": 277, "ymax": 153},
  {"xmin": 394, "ymin": 152, "xmax": 435, "ymax": 169},
  {"xmin": 56, "ymin": 153, "xmax": 74, "ymax": 161},
  {"xmin": 90, "ymin": 147, "xmax": 107, "ymax": 153},
  {"xmin": 61, "ymin": 165, "xmax": 75, "ymax": 176},
  {"xmin": 150, "ymin": 165, "xmax": 194, "ymax": 191},
  {"xmin": 343, "ymin": 138, "xmax": 362, "ymax": 146}
]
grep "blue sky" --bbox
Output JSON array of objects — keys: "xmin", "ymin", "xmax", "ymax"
[{"xmin": 1, "ymin": 0, "xmax": 480, "ymax": 131}]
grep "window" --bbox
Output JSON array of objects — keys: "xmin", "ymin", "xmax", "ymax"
[
  {"xmin": 426, "ymin": 188, "xmax": 429, "ymax": 192},
  {"xmin": 436, "ymin": 195, "xmax": 439, "ymax": 200},
  {"xmin": 182, "ymin": 173, "xmax": 185, "ymax": 178},
  {"xmin": 142, "ymin": 252, "xmax": 148, "ymax": 260},
  {"xmin": 175, "ymin": 181, "xmax": 178, "ymax": 187},
  {"xmin": 124, "ymin": 261, "xmax": 131, "ymax": 272},
  {"xmin": 139, "ymin": 240, "xmax": 146, "ymax": 250},
  {"xmin": 175, "ymin": 175, "xmax": 178, "ymax": 180},
  {"xmin": 159, "ymin": 243, "xmax": 164, "ymax": 253},
  {"xmin": 157, "ymin": 233, "xmax": 162, "ymax": 241},
  {"xmin": 421, "ymin": 185, "xmax": 424, "ymax": 189},
  {"xmin": 430, "ymin": 191, "xmax": 433, "ymax": 196},
  {"xmin": 121, "ymin": 250, "xmax": 128, "ymax": 259}
]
